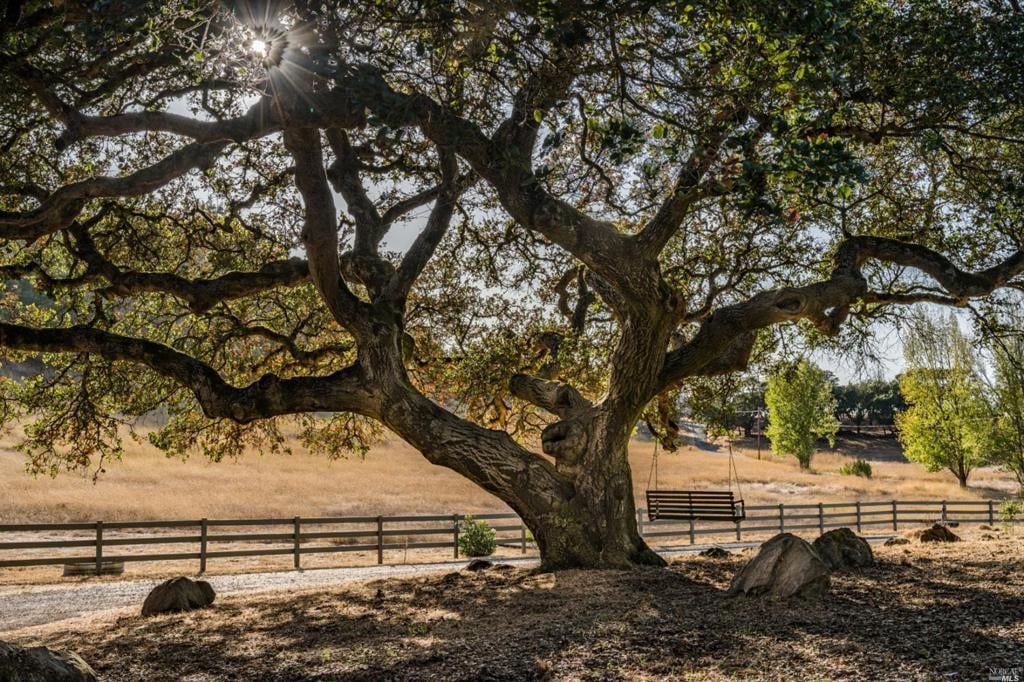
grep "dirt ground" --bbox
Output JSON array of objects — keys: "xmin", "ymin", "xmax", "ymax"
[{"xmin": 6, "ymin": 533, "xmax": 1022, "ymax": 681}]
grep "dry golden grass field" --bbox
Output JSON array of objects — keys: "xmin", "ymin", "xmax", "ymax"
[
  {"xmin": 0, "ymin": 430, "xmax": 1017, "ymax": 524},
  {"xmin": 1, "ymin": 427, "xmax": 1019, "ymax": 585}
]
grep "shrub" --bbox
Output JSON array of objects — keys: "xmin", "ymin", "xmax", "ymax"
[
  {"xmin": 839, "ymin": 458, "xmax": 872, "ymax": 478},
  {"xmin": 458, "ymin": 515, "xmax": 497, "ymax": 557},
  {"xmin": 1000, "ymin": 500, "xmax": 1023, "ymax": 534}
]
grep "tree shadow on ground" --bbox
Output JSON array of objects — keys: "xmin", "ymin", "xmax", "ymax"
[{"xmin": 19, "ymin": 547, "xmax": 1024, "ymax": 681}]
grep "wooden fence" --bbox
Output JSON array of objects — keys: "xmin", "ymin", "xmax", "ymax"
[
  {"xmin": 0, "ymin": 499, "xmax": 1015, "ymax": 575},
  {"xmin": 637, "ymin": 498, "xmax": 1009, "ymax": 543}
]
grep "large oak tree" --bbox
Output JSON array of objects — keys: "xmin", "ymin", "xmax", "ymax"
[{"xmin": 1, "ymin": 0, "xmax": 1023, "ymax": 568}]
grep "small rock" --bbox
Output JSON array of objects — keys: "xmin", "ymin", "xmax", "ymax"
[
  {"xmin": 911, "ymin": 524, "xmax": 961, "ymax": 543},
  {"xmin": 465, "ymin": 559, "xmax": 493, "ymax": 572},
  {"xmin": 699, "ymin": 546, "xmax": 731, "ymax": 558},
  {"xmin": 0, "ymin": 641, "xmax": 97, "ymax": 682},
  {"xmin": 981, "ymin": 533, "xmax": 997, "ymax": 540},
  {"xmin": 813, "ymin": 528, "xmax": 874, "ymax": 571},
  {"xmin": 885, "ymin": 537, "xmax": 911, "ymax": 546},
  {"xmin": 727, "ymin": 533, "xmax": 830, "ymax": 600},
  {"xmin": 141, "ymin": 576, "xmax": 216, "ymax": 616},
  {"xmin": 979, "ymin": 524, "xmax": 994, "ymax": 531}
]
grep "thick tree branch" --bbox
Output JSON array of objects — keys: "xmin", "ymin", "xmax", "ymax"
[
  {"xmin": 56, "ymin": 98, "xmax": 277, "ymax": 149},
  {"xmin": 325, "ymin": 128, "xmax": 384, "ymax": 253},
  {"xmin": 387, "ymin": 149, "xmax": 460, "ymax": 303},
  {"xmin": 492, "ymin": 38, "xmax": 583, "ymax": 164},
  {"xmin": 658, "ymin": 236, "xmax": 1024, "ymax": 390},
  {"xmin": 509, "ymin": 373, "xmax": 592, "ymax": 419},
  {"xmin": 282, "ymin": 126, "xmax": 369, "ymax": 334},
  {"xmin": 339, "ymin": 67, "xmax": 643, "ymax": 290},
  {"xmin": 0, "ymin": 323, "xmax": 375, "ymax": 422},
  {"xmin": 49, "ymin": 90, "xmax": 365, "ymax": 148},
  {"xmin": 635, "ymin": 109, "xmax": 754, "ymax": 257},
  {"xmin": 66, "ymin": 222, "xmax": 311, "ymax": 312},
  {"xmin": 0, "ymin": 141, "xmax": 230, "ymax": 241}
]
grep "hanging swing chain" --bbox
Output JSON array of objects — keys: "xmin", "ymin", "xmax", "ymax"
[
  {"xmin": 645, "ymin": 438, "xmax": 659, "ymax": 491},
  {"xmin": 645, "ymin": 432, "xmax": 744, "ymax": 499},
  {"xmin": 727, "ymin": 439, "xmax": 745, "ymax": 501}
]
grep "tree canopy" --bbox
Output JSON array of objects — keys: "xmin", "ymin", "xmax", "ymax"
[
  {"xmin": 2, "ymin": 0, "xmax": 1024, "ymax": 568},
  {"xmin": 986, "ymin": 312, "xmax": 1024, "ymax": 492},
  {"xmin": 765, "ymin": 359, "xmax": 839, "ymax": 468},
  {"xmin": 897, "ymin": 313, "xmax": 992, "ymax": 487},
  {"xmin": 833, "ymin": 379, "xmax": 904, "ymax": 431}
]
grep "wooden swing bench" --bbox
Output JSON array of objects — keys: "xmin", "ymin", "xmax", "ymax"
[{"xmin": 645, "ymin": 490, "xmax": 746, "ymax": 522}]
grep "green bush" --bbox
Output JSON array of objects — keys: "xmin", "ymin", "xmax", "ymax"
[
  {"xmin": 839, "ymin": 458, "xmax": 872, "ymax": 478},
  {"xmin": 1000, "ymin": 500, "xmax": 1023, "ymax": 533},
  {"xmin": 458, "ymin": 515, "xmax": 497, "ymax": 557}
]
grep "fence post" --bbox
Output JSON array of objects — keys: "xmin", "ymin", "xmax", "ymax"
[
  {"xmin": 95, "ymin": 521, "xmax": 103, "ymax": 576},
  {"xmin": 778, "ymin": 503, "xmax": 785, "ymax": 533},
  {"xmin": 989, "ymin": 500, "xmax": 995, "ymax": 525},
  {"xmin": 376, "ymin": 516, "xmax": 384, "ymax": 565},
  {"xmin": 891, "ymin": 500, "xmax": 898, "ymax": 531},
  {"xmin": 818, "ymin": 503, "xmax": 824, "ymax": 535},
  {"xmin": 199, "ymin": 519, "xmax": 208, "ymax": 574},
  {"xmin": 855, "ymin": 501, "xmax": 862, "ymax": 533},
  {"xmin": 688, "ymin": 517, "xmax": 695, "ymax": 544},
  {"xmin": 293, "ymin": 516, "xmax": 301, "ymax": 570},
  {"xmin": 520, "ymin": 523, "xmax": 527, "ymax": 554},
  {"xmin": 941, "ymin": 501, "xmax": 947, "ymax": 524},
  {"xmin": 735, "ymin": 521, "xmax": 741, "ymax": 542},
  {"xmin": 452, "ymin": 514, "xmax": 459, "ymax": 559}
]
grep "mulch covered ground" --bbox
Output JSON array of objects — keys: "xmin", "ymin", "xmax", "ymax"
[{"xmin": 8, "ymin": 534, "xmax": 1024, "ymax": 681}]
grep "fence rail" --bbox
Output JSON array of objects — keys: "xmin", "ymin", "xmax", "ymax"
[{"xmin": 0, "ymin": 499, "xmax": 1016, "ymax": 575}]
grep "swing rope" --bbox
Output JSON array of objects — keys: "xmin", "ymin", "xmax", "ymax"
[
  {"xmin": 645, "ymin": 431, "xmax": 745, "ymax": 501},
  {"xmin": 727, "ymin": 439, "xmax": 745, "ymax": 501},
  {"xmin": 645, "ymin": 438, "xmax": 659, "ymax": 491}
]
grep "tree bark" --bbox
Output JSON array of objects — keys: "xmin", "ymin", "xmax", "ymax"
[
  {"xmin": 359, "ymin": 326, "xmax": 665, "ymax": 570},
  {"xmin": 394, "ymin": 392, "xmax": 665, "ymax": 570},
  {"xmin": 538, "ymin": 425, "xmax": 666, "ymax": 570},
  {"xmin": 385, "ymin": 398, "xmax": 665, "ymax": 570}
]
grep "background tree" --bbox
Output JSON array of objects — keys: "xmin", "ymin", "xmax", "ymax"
[
  {"xmin": 765, "ymin": 359, "xmax": 839, "ymax": 468},
  {"xmin": 685, "ymin": 372, "xmax": 764, "ymax": 441},
  {"xmin": 983, "ymin": 310, "xmax": 1024, "ymax": 494},
  {"xmin": 1, "ymin": 1, "xmax": 1024, "ymax": 569},
  {"xmin": 897, "ymin": 313, "xmax": 992, "ymax": 487},
  {"xmin": 833, "ymin": 379, "xmax": 905, "ymax": 433}
]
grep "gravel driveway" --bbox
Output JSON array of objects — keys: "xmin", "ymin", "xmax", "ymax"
[
  {"xmin": 0, "ymin": 537, "xmax": 892, "ymax": 633},
  {"xmin": 0, "ymin": 557, "xmax": 542, "ymax": 633}
]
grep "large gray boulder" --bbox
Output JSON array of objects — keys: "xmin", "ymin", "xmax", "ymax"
[
  {"xmin": 0, "ymin": 641, "xmax": 97, "ymax": 682},
  {"xmin": 728, "ymin": 533, "xmax": 830, "ymax": 599},
  {"xmin": 812, "ymin": 528, "xmax": 874, "ymax": 571},
  {"xmin": 141, "ymin": 576, "xmax": 216, "ymax": 616}
]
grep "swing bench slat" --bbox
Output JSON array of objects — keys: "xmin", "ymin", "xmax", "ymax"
[{"xmin": 645, "ymin": 490, "xmax": 745, "ymax": 522}]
